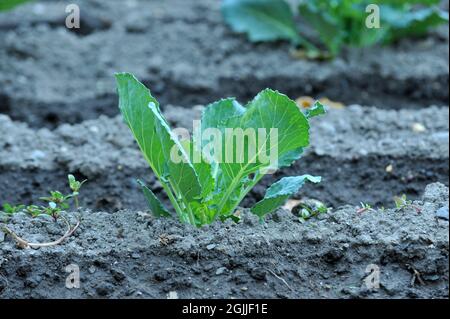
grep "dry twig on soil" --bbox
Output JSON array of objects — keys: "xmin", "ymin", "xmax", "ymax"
[{"xmin": 1, "ymin": 216, "xmax": 80, "ymax": 249}]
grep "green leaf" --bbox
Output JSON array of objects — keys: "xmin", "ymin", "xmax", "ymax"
[
  {"xmin": 116, "ymin": 73, "xmax": 202, "ymax": 204},
  {"xmin": 298, "ymin": 2, "xmax": 345, "ymax": 55},
  {"xmin": 222, "ymin": 0, "xmax": 300, "ymax": 43},
  {"xmin": 201, "ymin": 89, "xmax": 311, "ymax": 215},
  {"xmin": 0, "ymin": 0, "xmax": 32, "ymax": 11},
  {"xmin": 251, "ymin": 175, "xmax": 321, "ymax": 218},
  {"xmin": 297, "ymin": 0, "xmax": 448, "ymax": 56},
  {"xmin": 304, "ymin": 101, "xmax": 327, "ymax": 119},
  {"xmin": 381, "ymin": 6, "xmax": 449, "ymax": 42},
  {"xmin": 137, "ymin": 180, "xmax": 171, "ymax": 218},
  {"xmin": 116, "ymin": 73, "xmax": 324, "ymax": 226}
]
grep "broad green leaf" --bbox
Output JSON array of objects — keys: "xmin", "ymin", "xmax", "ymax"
[
  {"xmin": 116, "ymin": 73, "xmax": 324, "ymax": 226},
  {"xmin": 296, "ymin": 0, "xmax": 448, "ymax": 56},
  {"xmin": 298, "ymin": 2, "xmax": 345, "ymax": 55},
  {"xmin": 222, "ymin": 0, "xmax": 300, "ymax": 43},
  {"xmin": 116, "ymin": 73, "xmax": 202, "ymax": 203},
  {"xmin": 137, "ymin": 180, "xmax": 171, "ymax": 218},
  {"xmin": 201, "ymin": 89, "xmax": 311, "ymax": 215},
  {"xmin": 0, "ymin": 0, "xmax": 32, "ymax": 11},
  {"xmin": 304, "ymin": 101, "xmax": 327, "ymax": 119},
  {"xmin": 251, "ymin": 175, "xmax": 321, "ymax": 218},
  {"xmin": 381, "ymin": 6, "xmax": 449, "ymax": 42},
  {"xmin": 180, "ymin": 139, "xmax": 215, "ymax": 200}
]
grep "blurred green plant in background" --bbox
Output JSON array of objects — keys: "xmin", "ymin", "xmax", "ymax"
[
  {"xmin": 0, "ymin": 0, "xmax": 33, "ymax": 11},
  {"xmin": 222, "ymin": 0, "xmax": 449, "ymax": 58}
]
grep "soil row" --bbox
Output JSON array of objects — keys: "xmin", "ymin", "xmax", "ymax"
[
  {"xmin": 0, "ymin": 182, "xmax": 448, "ymax": 299},
  {"xmin": 0, "ymin": 0, "xmax": 448, "ymax": 127},
  {"xmin": 0, "ymin": 105, "xmax": 448, "ymax": 210}
]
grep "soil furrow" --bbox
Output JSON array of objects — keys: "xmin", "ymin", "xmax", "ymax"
[
  {"xmin": 0, "ymin": 0, "xmax": 448, "ymax": 127},
  {"xmin": 0, "ymin": 105, "xmax": 448, "ymax": 210}
]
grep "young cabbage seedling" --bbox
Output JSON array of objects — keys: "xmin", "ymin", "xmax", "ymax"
[
  {"xmin": 222, "ymin": 0, "xmax": 449, "ymax": 58},
  {"xmin": 116, "ymin": 73, "xmax": 325, "ymax": 227}
]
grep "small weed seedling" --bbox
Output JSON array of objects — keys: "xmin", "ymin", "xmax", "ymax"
[
  {"xmin": 394, "ymin": 194, "xmax": 422, "ymax": 213},
  {"xmin": 394, "ymin": 194, "xmax": 412, "ymax": 211},
  {"xmin": 2, "ymin": 203, "xmax": 25, "ymax": 215},
  {"xmin": 357, "ymin": 202, "xmax": 374, "ymax": 214},
  {"xmin": 0, "ymin": 174, "xmax": 86, "ymax": 248},
  {"xmin": 297, "ymin": 201, "xmax": 328, "ymax": 223},
  {"xmin": 222, "ymin": 0, "xmax": 449, "ymax": 58},
  {"xmin": 116, "ymin": 73, "xmax": 325, "ymax": 227}
]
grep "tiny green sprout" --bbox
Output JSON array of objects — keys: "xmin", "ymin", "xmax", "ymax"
[
  {"xmin": 68, "ymin": 174, "xmax": 86, "ymax": 210},
  {"xmin": 297, "ymin": 202, "xmax": 328, "ymax": 223},
  {"xmin": 1, "ymin": 174, "xmax": 86, "ymax": 225},
  {"xmin": 1, "ymin": 203, "xmax": 25, "ymax": 215},
  {"xmin": 357, "ymin": 202, "xmax": 373, "ymax": 214},
  {"xmin": 25, "ymin": 205, "xmax": 43, "ymax": 218},
  {"xmin": 40, "ymin": 191, "xmax": 70, "ymax": 210},
  {"xmin": 116, "ymin": 73, "xmax": 325, "ymax": 227},
  {"xmin": 394, "ymin": 194, "xmax": 412, "ymax": 211},
  {"xmin": 68, "ymin": 174, "xmax": 86, "ymax": 192},
  {"xmin": 42, "ymin": 202, "xmax": 63, "ymax": 221}
]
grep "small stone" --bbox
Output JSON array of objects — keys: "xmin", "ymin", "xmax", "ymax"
[
  {"xmin": 436, "ymin": 206, "xmax": 449, "ymax": 220},
  {"xmin": 167, "ymin": 291, "xmax": 179, "ymax": 299},
  {"xmin": 385, "ymin": 164, "xmax": 393, "ymax": 173},
  {"xmin": 0, "ymin": 231, "xmax": 5, "ymax": 243},
  {"xmin": 412, "ymin": 123, "xmax": 427, "ymax": 133},
  {"xmin": 131, "ymin": 252, "xmax": 141, "ymax": 259},
  {"xmin": 88, "ymin": 266, "xmax": 96, "ymax": 274},
  {"xmin": 30, "ymin": 150, "xmax": 46, "ymax": 161},
  {"xmin": 89, "ymin": 126, "xmax": 99, "ymax": 133},
  {"xmin": 206, "ymin": 244, "xmax": 216, "ymax": 250},
  {"xmin": 216, "ymin": 267, "xmax": 227, "ymax": 275}
]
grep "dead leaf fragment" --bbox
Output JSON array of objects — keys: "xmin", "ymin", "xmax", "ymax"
[
  {"xmin": 282, "ymin": 199, "xmax": 301, "ymax": 212},
  {"xmin": 296, "ymin": 96, "xmax": 315, "ymax": 109},
  {"xmin": 296, "ymin": 96, "xmax": 344, "ymax": 110}
]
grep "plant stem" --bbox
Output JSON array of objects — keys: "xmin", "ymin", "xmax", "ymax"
[
  {"xmin": 229, "ymin": 172, "xmax": 264, "ymax": 214},
  {"xmin": 74, "ymin": 196, "xmax": 79, "ymax": 211},
  {"xmin": 160, "ymin": 181, "xmax": 187, "ymax": 223},
  {"xmin": 168, "ymin": 178, "xmax": 197, "ymax": 226}
]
